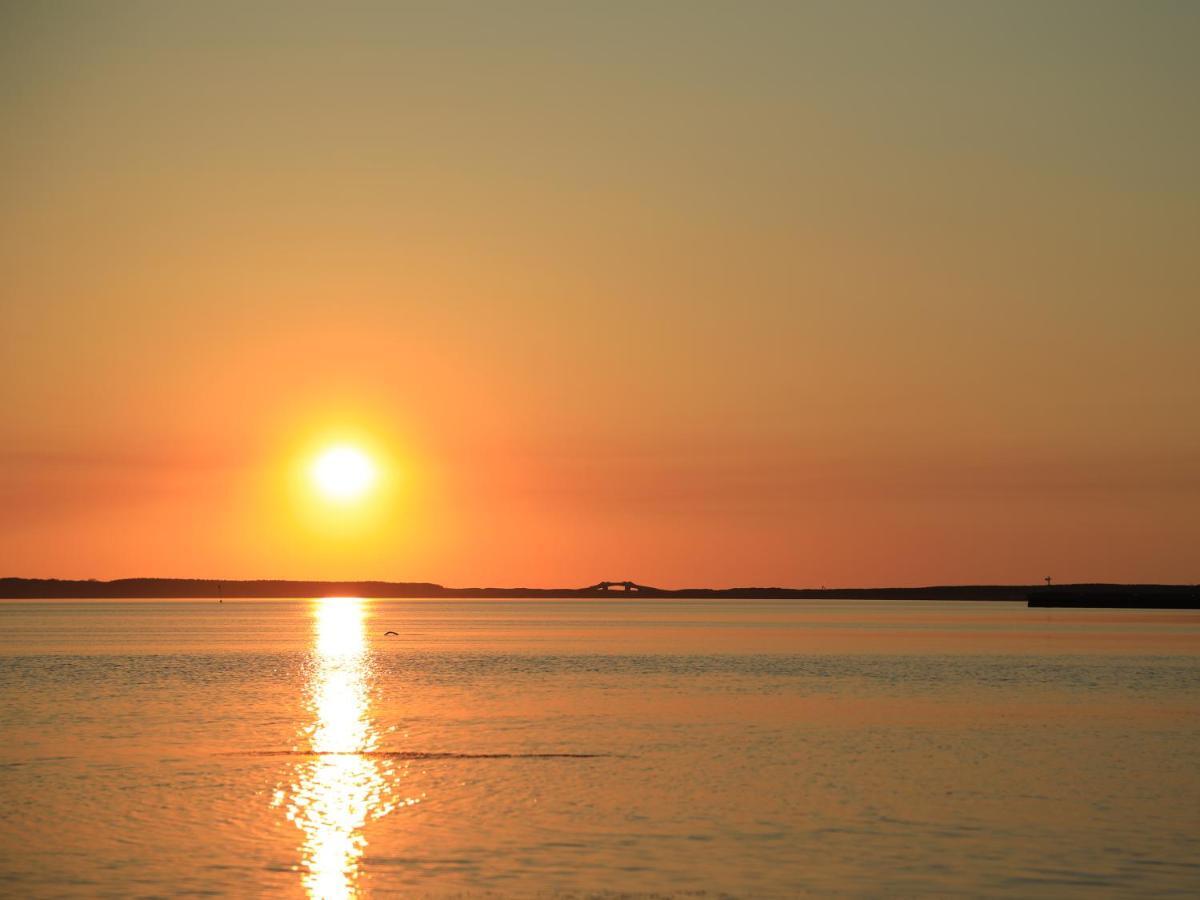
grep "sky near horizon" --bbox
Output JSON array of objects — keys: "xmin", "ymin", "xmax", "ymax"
[{"xmin": 2, "ymin": 2, "xmax": 1197, "ymax": 587}]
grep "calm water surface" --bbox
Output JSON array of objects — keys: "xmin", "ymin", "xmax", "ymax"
[{"xmin": 1, "ymin": 598, "xmax": 1197, "ymax": 897}]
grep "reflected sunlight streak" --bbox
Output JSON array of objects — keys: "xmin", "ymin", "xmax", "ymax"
[{"xmin": 278, "ymin": 598, "xmax": 398, "ymax": 899}]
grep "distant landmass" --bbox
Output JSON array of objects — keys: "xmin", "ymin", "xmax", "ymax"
[
  {"xmin": 0, "ymin": 578, "xmax": 1196, "ymax": 607},
  {"xmin": 1027, "ymin": 586, "xmax": 1199, "ymax": 609}
]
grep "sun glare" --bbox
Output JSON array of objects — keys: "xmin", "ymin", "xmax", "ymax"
[{"xmin": 311, "ymin": 446, "xmax": 377, "ymax": 502}]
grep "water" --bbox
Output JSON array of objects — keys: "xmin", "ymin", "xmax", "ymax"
[{"xmin": 1, "ymin": 598, "xmax": 1197, "ymax": 897}]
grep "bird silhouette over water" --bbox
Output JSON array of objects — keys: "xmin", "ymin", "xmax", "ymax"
[{"xmin": 383, "ymin": 630, "xmax": 398, "ymax": 636}]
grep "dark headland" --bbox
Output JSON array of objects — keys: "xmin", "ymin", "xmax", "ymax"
[{"xmin": 1, "ymin": 578, "xmax": 1196, "ymax": 607}]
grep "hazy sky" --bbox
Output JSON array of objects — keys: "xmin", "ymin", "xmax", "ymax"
[{"xmin": 2, "ymin": 1, "xmax": 1197, "ymax": 586}]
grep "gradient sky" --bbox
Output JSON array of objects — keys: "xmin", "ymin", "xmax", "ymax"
[{"xmin": 2, "ymin": 1, "xmax": 1197, "ymax": 587}]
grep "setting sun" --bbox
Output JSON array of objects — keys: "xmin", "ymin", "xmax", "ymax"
[{"xmin": 310, "ymin": 446, "xmax": 377, "ymax": 502}]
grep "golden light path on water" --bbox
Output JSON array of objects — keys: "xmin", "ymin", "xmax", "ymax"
[{"xmin": 275, "ymin": 597, "xmax": 412, "ymax": 899}]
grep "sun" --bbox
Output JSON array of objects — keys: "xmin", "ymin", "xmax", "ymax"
[{"xmin": 310, "ymin": 445, "xmax": 377, "ymax": 502}]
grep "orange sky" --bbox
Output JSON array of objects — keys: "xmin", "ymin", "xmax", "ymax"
[{"xmin": 1, "ymin": 3, "xmax": 1197, "ymax": 587}]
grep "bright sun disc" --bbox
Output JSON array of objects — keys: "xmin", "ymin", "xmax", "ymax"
[{"xmin": 311, "ymin": 446, "xmax": 377, "ymax": 501}]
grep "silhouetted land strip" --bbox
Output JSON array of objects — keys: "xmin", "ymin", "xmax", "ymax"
[
  {"xmin": 0, "ymin": 577, "xmax": 1195, "ymax": 606},
  {"xmin": 1028, "ymin": 585, "xmax": 1199, "ymax": 609}
]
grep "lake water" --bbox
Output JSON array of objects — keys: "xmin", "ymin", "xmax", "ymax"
[{"xmin": 1, "ymin": 598, "xmax": 1197, "ymax": 897}]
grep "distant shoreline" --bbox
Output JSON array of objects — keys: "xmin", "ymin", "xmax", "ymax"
[{"xmin": 1, "ymin": 577, "xmax": 1196, "ymax": 607}]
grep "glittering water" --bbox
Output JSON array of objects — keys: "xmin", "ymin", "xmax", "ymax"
[{"xmin": 1, "ymin": 598, "xmax": 1198, "ymax": 897}]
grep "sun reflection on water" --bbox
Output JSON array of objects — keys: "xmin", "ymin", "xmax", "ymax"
[{"xmin": 276, "ymin": 597, "xmax": 401, "ymax": 899}]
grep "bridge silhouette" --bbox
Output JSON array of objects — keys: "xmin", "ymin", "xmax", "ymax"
[{"xmin": 581, "ymin": 581, "xmax": 659, "ymax": 593}]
